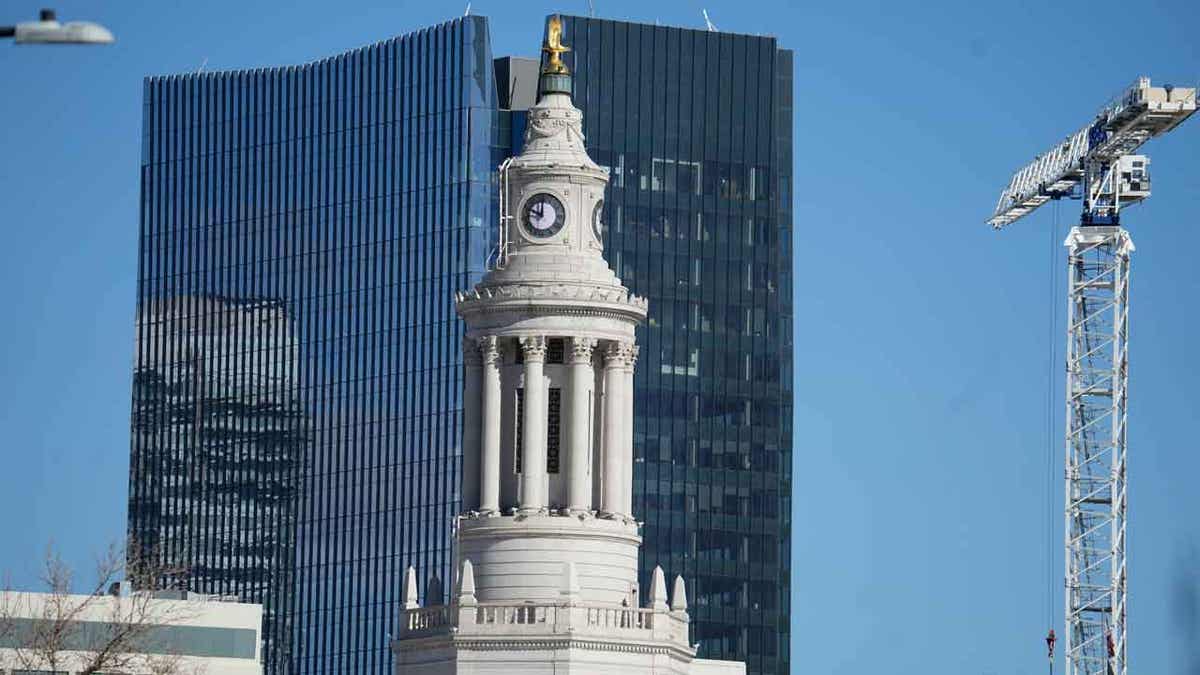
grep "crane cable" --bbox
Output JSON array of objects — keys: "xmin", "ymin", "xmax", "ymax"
[{"xmin": 1044, "ymin": 200, "xmax": 1062, "ymax": 673}]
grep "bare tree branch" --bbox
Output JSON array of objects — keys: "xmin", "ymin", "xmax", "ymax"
[{"xmin": 0, "ymin": 540, "xmax": 202, "ymax": 675}]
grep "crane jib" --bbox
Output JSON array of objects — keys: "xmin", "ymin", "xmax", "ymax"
[{"xmin": 987, "ymin": 77, "xmax": 1197, "ymax": 229}]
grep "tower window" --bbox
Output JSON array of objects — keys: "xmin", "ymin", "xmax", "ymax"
[
  {"xmin": 513, "ymin": 387, "xmax": 562, "ymax": 474},
  {"xmin": 546, "ymin": 338, "xmax": 565, "ymax": 364},
  {"xmin": 515, "ymin": 388, "xmax": 524, "ymax": 473},
  {"xmin": 547, "ymin": 388, "xmax": 561, "ymax": 473}
]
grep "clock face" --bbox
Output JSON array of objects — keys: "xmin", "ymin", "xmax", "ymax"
[
  {"xmin": 522, "ymin": 193, "xmax": 566, "ymax": 238},
  {"xmin": 592, "ymin": 200, "xmax": 604, "ymax": 242}
]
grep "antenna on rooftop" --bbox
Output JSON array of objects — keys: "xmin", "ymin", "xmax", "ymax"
[
  {"xmin": 702, "ymin": 9, "xmax": 717, "ymax": 31},
  {"xmin": 463, "ymin": 3, "xmax": 471, "ymax": 16},
  {"xmin": 587, "ymin": 0, "xmax": 595, "ymax": 17}
]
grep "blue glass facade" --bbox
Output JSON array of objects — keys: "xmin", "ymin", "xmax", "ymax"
[
  {"xmin": 557, "ymin": 16, "xmax": 794, "ymax": 675},
  {"xmin": 130, "ymin": 16, "xmax": 497, "ymax": 674}
]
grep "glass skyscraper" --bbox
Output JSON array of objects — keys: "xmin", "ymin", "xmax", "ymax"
[
  {"xmin": 557, "ymin": 16, "xmax": 794, "ymax": 674},
  {"xmin": 131, "ymin": 12, "xmax": 792, "ymax": 675},
  {"xmin": 130, "ymin": 16, "xmax": 498, "ymax": 673}
]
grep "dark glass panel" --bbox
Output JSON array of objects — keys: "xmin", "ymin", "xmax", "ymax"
[{"xmin": 561, "ymin": 16, "xmax": 793, "ymax": 675}]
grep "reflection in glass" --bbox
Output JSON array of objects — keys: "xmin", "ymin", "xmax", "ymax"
[{"xmin": 132, "ymin": 16, "xmax": 498, "ymax": 675}]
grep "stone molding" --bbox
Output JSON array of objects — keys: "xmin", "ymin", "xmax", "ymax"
[
  {"xmin": 456, "ymin": 512, "xmax": 640, "ymax": 543},
  {"xmin": 456, "ymin": 283, "xmax": 648, "ymax": 310},
  {"xmin": 454, "ymin": 637, "xmax": 692, "ymax": 659},
  {"xmin": 394, "ymin": 634, "xmax": 696, "ymax": 661}
]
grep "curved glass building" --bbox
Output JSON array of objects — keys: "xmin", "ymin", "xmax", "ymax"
[{"xmin": 130, "ymin": 16, "xmax": 498, "ymax": 673}]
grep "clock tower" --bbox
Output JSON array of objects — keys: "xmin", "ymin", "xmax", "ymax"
[{"xmin": 391, "ymin": 16, "xmax": 743, "ymax": 675}]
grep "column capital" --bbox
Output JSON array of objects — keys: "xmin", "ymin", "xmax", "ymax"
[
  {"xmin": 519, "ymin": 335, "xmax": 548, "ymax": 363},
  {"xmin": 567, "ymin": 337, "xmax": 598, "ymax": 365},
  {"xmin": 463, "ymin": 336, "xmax": 484, "ymax": 367},
  {"xmin": 604, "ymin": 341, "xmax": 638, "ymax": 371},
  {"xmin": 477, "ymin": 336, "xmax": 501, "ymax": 366}
]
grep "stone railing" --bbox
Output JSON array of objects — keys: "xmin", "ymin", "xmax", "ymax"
[
  {"xmin": 398, "ymin": 601, "xmax": 687, "ymax": 646},
  {"xmin": 475, "ymin": 603, "xmax": 557, "ymax": 626},
  {"xmin": 401, "ymin": 605, "xmax": 452, "ymax": 634},
  {"xmin": 585, "ymin": 605, "xmax": 654, "ymax": 630}
]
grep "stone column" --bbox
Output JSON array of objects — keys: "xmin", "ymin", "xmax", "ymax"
[
  {"xmin": 479, "ymin": 336, "xmax": 502, "ymax": 515},
  {"xmin": 566, "ymin": 337, "xmax": 597, "ymax": 513},
  {"xmin": 461, "ymin": 337, "xmax": 483, "ymax": 513},
  {"xmin": 621, "ymin": 345, "xmax": 639, "ymax": 517},
  {"xmin": 602, "ymin": 341, "xmax": 635, "ymax": 517},
  {"xmin": 519, "ymin": 336, "xmax": 548, "ymax": 512}
]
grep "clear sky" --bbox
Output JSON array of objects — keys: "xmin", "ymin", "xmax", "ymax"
[{"xmin": 1, "ymin": 0, "xmax": 1198, "ymax": 672}]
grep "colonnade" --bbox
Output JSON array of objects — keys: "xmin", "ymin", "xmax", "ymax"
[{"xmin": 460, "ymin": 334, "xmax": 637, "ymax": 518}]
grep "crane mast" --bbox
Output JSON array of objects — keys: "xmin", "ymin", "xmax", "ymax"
[{"xmin": 988, "ymin": 77, "xmax": 1196, "ymax": 675}]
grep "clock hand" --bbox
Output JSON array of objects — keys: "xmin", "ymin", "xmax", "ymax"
[{"xmin": 533, "ymin": 203, "xmax": 544, "ymax": 219}]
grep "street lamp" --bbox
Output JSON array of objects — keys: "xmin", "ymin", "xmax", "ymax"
[{"xmin": 0, "ymin": 9, "xmax": 114, "ymax": 45}]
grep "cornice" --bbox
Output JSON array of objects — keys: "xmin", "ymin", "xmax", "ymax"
[
  {"xmin": 395, "ymin": 634, "xmax": 696, "ymax": 660},
  {"xmin": 457, "ymin": 513, "xmax": 641, "ymax": 545},
  {"xmin": 455, "ymin": 283, "xmax": 648, "ymax": 323},
  {"xmin": 453, "ymin": 636, "xmax": 696, "ymax": 659}
]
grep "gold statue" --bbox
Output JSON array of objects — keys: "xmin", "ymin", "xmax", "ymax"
[{"xmin": 542, "ymin": 15, "xmax": 570, "ymax": 75}]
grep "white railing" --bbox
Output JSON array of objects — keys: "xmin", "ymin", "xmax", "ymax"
[
  {"xmin": 585, "ymin": 606, "xmax": 654, "ymax": 630},
  {"xmin": 475, "ymin": 603, "xmax": 556, "ymax": 626},
  {"xmin": 398, "ymin": 601, "xmax": 682, "ymax": 640},
  {"xmin": 402, "ymin": 605, "xmax": 451, "ymax": 632}
]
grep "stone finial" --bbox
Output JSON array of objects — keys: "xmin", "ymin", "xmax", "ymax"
[
  {"xmin": 671, "ymin": 574, "xmax": 689, "ymax": 613},
  {"xmin": 561, "ymin": 561, "xmax": 581, "ymax": 600},
  {"xmin": 648, "ymin": 565, "xmax": 669, "ymax": 611},
  {"xmin": 458, "ymin": 559, "xmax": 477, "ymax": 607},
  {"xmin": 403, "ymin": 566, "xmax": 419, "ymax": 609}
]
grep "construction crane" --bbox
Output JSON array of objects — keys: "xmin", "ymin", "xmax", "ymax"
[{"xmin": 988, "ymin": 76, "xmax": 1197, "ymax": 675}]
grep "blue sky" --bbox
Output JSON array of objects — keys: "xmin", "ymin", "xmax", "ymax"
[{"xmin": 1, "ymin": 0, "xmax": 1198, "ymax": 673}]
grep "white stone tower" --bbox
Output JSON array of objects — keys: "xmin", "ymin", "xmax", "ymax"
[{"xmin": 390, "ymin": 17, "xmax": 743, "ymax": 675}]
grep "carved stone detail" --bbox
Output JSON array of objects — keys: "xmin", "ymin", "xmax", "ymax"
[
  {"xmin": 456, "ymin": 283, "xmax": 649, "ymax": 311},
  {"xmin": 524, "ymin": 106, "xmax": 587, "ymax": 151},
  {"xmin": 603, "ymin": 341, "xmax": 638, "ymax": 370},
  {"xmin": 519, "ymin": 335, "xmax": 548, "ymax": 363},
  {"xmin": 567, "ymin": 337, "xmax": 598, "ymax": 365},
  {"xmin": 478, "ymin": 336, "xmax": 500, "ymax": 366}
]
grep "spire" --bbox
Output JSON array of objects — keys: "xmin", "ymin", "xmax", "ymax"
[
  {"xmin": 671, "ymin": 574, "xmax": 689, "ymax": 613},
  {"xmin": 538, "ymin": 15, "xmax": 572, "ymax": 97},
  {"xmin": 458, "ymin": 559, "xmax": 477, "ymax": 607},
  {"xmin": 648, "ymin": 566, "xmax": 669, "ymax": 611},
  {"xmin": 403, "ymin": 566, "xmax": 419, "ymax": 609}
]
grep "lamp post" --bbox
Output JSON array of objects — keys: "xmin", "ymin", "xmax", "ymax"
[{"xmin": 0, "ymin": 9, "xmax": 114, "ymax": 45}]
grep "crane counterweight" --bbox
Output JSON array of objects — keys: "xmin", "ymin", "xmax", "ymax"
[{"xmin": 989, "ymin": 77, "xmax": 1195, "ymax": 229}]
